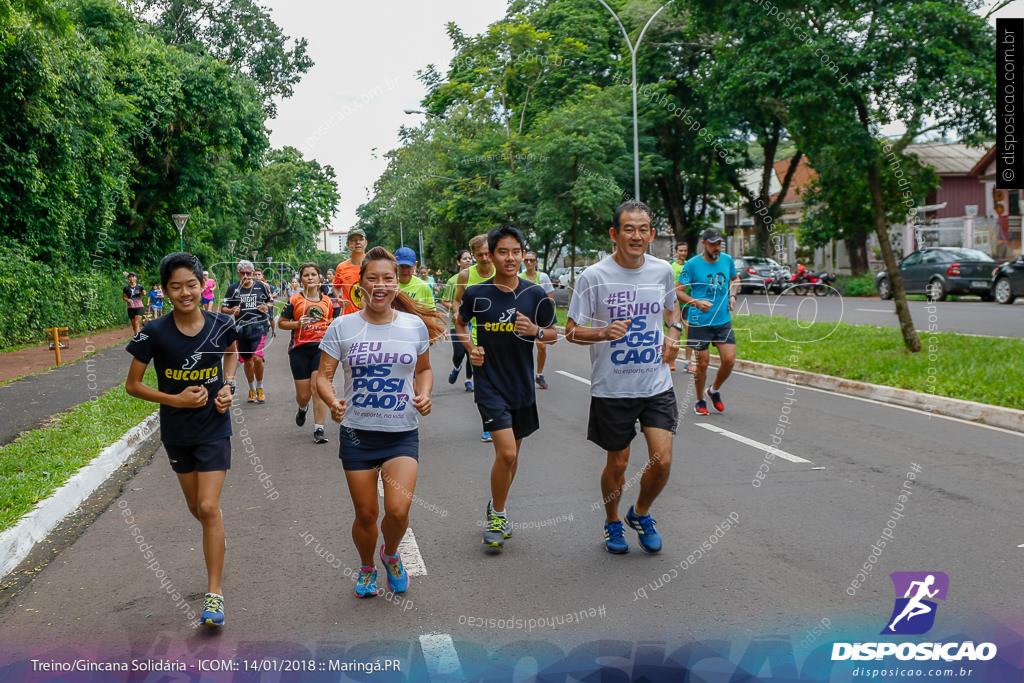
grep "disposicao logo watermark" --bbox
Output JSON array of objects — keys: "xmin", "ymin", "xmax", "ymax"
[
  {"xmin": 832, "ymin": 572, "xmax": 997, "ymax": 663},
  {"xmin": 882, "ymin": 571, "xmax": 948, "ymax": 635}
]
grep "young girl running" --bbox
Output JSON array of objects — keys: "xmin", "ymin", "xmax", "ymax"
[
  {"xmin": 317, "ymin": 247, "xmax": 446, "ymax": 598},
  {"xmin": 278, "ymin": 263, "xmax": 332, "ymax": 444}
]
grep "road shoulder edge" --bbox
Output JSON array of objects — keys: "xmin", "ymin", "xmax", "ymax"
[
  {"xmin": 553, "ymin": 326, "xmax": 1024, "ymax": 433},
  {"xmin": 0, "ymin": 411, "xmax": 160, "ymax": 582}
]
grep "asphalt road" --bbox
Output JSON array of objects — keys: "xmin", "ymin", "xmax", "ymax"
[{"xmin": 1, "ymin": 330, "xmax": 1022, "ymax": 679}]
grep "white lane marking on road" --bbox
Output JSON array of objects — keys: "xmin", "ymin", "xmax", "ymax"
[
  {"xmin": 378, "ymin": 472, "xmax": 384, "ymax": 497},
  {"xmin": 556, "ymin": 370, "xmax": 591, "ymax": 385},
  {"xmin": 696, "ymin": 423, "xmax": 812, "ymax": 464},
  {"xmin": 731, "ymin": 370, "xmax": 1024, "ymax": 437},
  {"xmin": 855, "ymin": 308, "xmax": 893, "ymax": 313},
  {"xmin": 399, "ymin": 528, "xmax": 427, "ymax": 576},
  {"xmin": 419, "ymin": 633, "xmax": 464, "ymax": 677}
]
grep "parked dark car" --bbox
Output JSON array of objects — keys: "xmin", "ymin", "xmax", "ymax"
[
  {"xmin": 992, "ymin": 254, "xmax": 1024, "ymax": 304},
  {"xmin": 875, "ymin": 247, "xmax": 996, "ymax": 301},
  {"xmin": 735, "ymin": 256, "xmax": 788, "ymax": 294}
]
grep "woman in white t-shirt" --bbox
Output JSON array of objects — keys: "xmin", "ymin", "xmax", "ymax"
[{"xmin": 317, "ymin": 247, "xmax": 446, "ymax": 599}]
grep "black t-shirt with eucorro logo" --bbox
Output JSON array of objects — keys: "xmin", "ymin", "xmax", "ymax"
[
  {"xmin": 123, "ymin": 284, "xmax": 145, "ymax": 309},
  {"xmin": 223, "ymin": 280, "xmax": 273, "ymax": 329},
  {"xmin": 125, "ymin": 311, "xmax": 238, "ymax": 446},
  {"xmin": 458, "ymin": 278, "xmax": 556, "ymax": 410}
]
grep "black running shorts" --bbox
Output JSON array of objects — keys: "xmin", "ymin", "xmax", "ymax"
[
  {"xmin": 587, "ymin": 389, "xmax": 678, "ymax": 452},
  {"xmin": 288, "ymin": 342, "xmax": 322, "ymax": 381},
  {"xmin": 477, "ymin": 402, "xmax": 540, "ymax": 440},
  {"xmin": 686, "ymin": 322, "xmax": 736, "ymax": 351}
]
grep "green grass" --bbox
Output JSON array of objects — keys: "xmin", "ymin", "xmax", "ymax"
[
  {"xmin": 0, "ymin": 368, "xmax": 158, "ymax": 532},
  {"xmin": 730, "ymin": 314, "xmax": 1023, "ymax": 409},
  {"xmin": 554, "ymin": 307, "xmax": 1022, "ymax": 409}
]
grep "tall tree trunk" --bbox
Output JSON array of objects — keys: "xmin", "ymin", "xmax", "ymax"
[
  {"xmin": 866, "ymin": 157, "xmax": 920, "ymax": 352},
  {"xmin": 852, "ymin": 95, "xmax": 919, "ymax": 351},
  {"xmin": 843, "ymin": 234, "xmax": 869, "ymax": 276}
]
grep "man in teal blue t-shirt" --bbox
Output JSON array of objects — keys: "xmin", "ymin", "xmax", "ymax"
[{"xmin": 676, "ymin": 228, "xmax": 740, "ymax": 416}]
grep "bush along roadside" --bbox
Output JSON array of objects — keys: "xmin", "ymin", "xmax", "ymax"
[{"xmin": 0, "ymin": 244, "xmax": 127, "ymax": 347}]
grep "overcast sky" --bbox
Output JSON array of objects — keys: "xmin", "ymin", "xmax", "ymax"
[
  {"xmin": 264, "ymin": 1, "xmax": 508, "ymax": 235},
  {"xmin": 264, "ymin": 0, "xmax": 1020, "ymax": 235}
]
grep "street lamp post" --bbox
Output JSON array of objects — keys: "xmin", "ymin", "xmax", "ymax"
[
  {"xmin": 595, "ymin": 0, "xmax": 673, "ymax": 203},
  {"xmin": 227, "ymin": 239, "xmax": 237, "ymax": 284},
  {"xmin": 172, "ymin": 213, "xmax": 190, "ymax": 251}
]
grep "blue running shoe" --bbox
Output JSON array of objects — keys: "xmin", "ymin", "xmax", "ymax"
[
  {"xmin": 379, "ymin": 544, "xmax": 409, "ymax": 593},
  {"xmin": 448, "ymin": 367, "xmax": 460, "ymax": 385},
  {"xmin": 626, "ymin": 505, "xmax": 662, "ymax": 553},
  {"xmin": 481, "ymin": 431, "xmax": 492, "ymax": 442},
  {"xmin": 604, "ymin": 520, "xmax": 629, "ymax": 554},
  {"xmin": 201, "ymin": 593, "xmax": 225, "ymax": 626},
  {"xmin": 465, "ymin": 380, "xmax": 473, "ymax": 392},
  {"xmin": 354, "ymin": 566, "xmax": 380, "ymax": 598}
]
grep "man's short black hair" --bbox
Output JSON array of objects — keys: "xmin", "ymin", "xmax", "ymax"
[
  {"xmin": 159, "ymin": 252, "xmax": 204, "ymax": 288},
  {"xmin": 612, "ymin": 200, "xmax": 654, "ymax": 231},
  {"xmin": 487, "ymin": 224, "xmax": 526, "ymax": 253}
]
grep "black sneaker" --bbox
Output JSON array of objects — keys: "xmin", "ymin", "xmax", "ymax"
[
  {"xmin": 295, "ymin": 407, "xmax": 308, "ymax": 427},
  {"xmin": 313, "ymin": 427, "xmax": 328, "ymax": 444}
]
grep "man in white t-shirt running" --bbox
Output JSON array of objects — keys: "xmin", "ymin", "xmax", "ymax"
[{"xmin": 566, "ymin": 200, "xmax": 682, "ymax": 555}]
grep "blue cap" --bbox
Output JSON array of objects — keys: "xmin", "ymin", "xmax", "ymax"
[{"xmin": 395, "ymin": 247, "xmax": 417, "ymax": 266}]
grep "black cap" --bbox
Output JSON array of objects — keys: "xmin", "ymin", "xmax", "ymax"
[{"xmin": 700, "ymin": 228, "xmax": 724, "ymax": 244}]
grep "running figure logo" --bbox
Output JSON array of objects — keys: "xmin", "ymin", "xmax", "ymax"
[
  {"xmin": 881, "ymin": 572, "xmax": 949, "ymax": 635},
  {"xmin": 498, "ymin": 307, "xmax": 516, "ymax": 324}
]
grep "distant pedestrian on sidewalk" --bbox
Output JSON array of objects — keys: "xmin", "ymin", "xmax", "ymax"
[
  {"xmin": 148, "ymin": 282, "xmax": 164, "ymax": 319},
  {"xmin": 317, "ymin": 247, "xmax": 446, "ymax": 598},
  {"xmin": 222, "ymin": 260, "xmax": 274, "ymax": 404},
  {"xmin": 124, "ymin": 252, "xmax": 239, "ymax": 627}
]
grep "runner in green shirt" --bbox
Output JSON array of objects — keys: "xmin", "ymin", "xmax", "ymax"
[
  {"xmin": 396, "ymin": 247, "xmax": 436, "ymax": 311},
  {"xmin": 442, "ymin": 250, "xmax": 475, "ymax": 392},
  {"xmin": 519, "ymin": 251, "xmax": 555, "ymax": 389},
  {"xmin": 455, "ymin": 233, "xmax": 496, "ymax": 443},
  {"xmin": 671, "ymin": 242, "xmax": 695, "ymax": 373}
]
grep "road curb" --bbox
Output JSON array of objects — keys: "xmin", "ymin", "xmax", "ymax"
[
  {"xmin": 0, "ymin": 411, "xmax": 160, "ymax": 582},
  {"xmin": 724, "ymin": 358, "xmax": 1024, "ymax": 432},
  {"xmin": 553, "ymin": 326, "xmax": 1024, "ymax": 433}
]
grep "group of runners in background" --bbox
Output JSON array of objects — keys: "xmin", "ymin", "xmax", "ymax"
[{"xmin": 121, "ymin": 199, "xmax": 742, "ymax": 625}]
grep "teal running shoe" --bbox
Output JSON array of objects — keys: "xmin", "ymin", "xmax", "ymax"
[
  {"xmin": 354, "ymin": 566, "xmax": 380, "ymax": 598},
  {"xmin": 379, "ymin": 544, "xmax": 409, "ymax": 593}
]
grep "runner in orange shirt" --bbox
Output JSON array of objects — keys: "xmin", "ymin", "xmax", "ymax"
[{"xmin": 333, "ymin": 228, "xmax": 368, "ymax": 315}]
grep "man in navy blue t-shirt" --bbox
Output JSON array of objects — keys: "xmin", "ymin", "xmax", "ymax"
[
  {"xmin": 455, "ymin": 225, "xmax": 557, "ymax": 549},
  {"xmin": 125, "ymin": 252, "xmax": 239, "ymax": 627},
  {"xmin": 676, "ymin": 227, "xmax": 741, "ymax": 416}
]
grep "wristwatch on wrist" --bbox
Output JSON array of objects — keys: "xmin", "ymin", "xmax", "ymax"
[
  {"xmin": 537, "ymin": 328, "xmax": 545, "ymax": 340},
  {"xmin": 669, "ymin": 322, "xmax": 684, "ymax": 332},
  {"xmin": 224, "ymin": 379, "xmax": 236, "ymax": 395}
]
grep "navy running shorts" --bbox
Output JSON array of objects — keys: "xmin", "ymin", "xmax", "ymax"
[
  {"xmin": 164, "ymin": 437, "xmax": 232, "ymax": 474},
  {"xmin": 338, "ymin": 427, "xmax": 419, "ymax": 471}
]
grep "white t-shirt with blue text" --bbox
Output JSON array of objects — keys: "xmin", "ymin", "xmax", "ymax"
[
  {"xmin": 319, "ymin": 311, "xmax": 429, "ymax": 430},
  {"xmin": 567, "ymin": 255, "xmax": 677, "ymax": 399}
]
